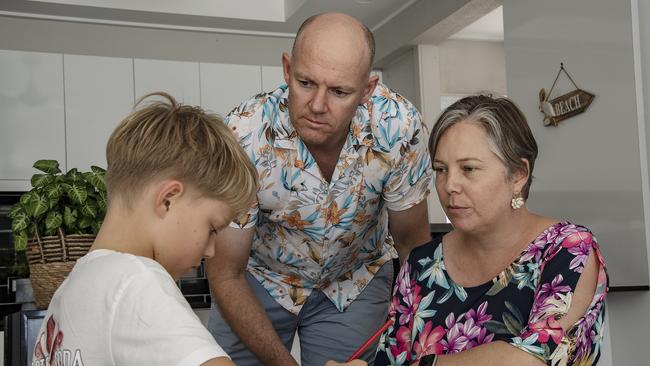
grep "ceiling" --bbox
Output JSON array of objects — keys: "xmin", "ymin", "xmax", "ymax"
[
  {"xmin": 0, "ymin": 0, "xmax": 503, "ymax": 65},
  {"xmin": 0, "ymin": 0, "xmax": 419, "ymax": 37},
  {"xmin": 450, "ymin": 6, "xmax": 502, "ymax": 41}
]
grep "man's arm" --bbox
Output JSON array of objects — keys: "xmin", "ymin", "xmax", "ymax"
[
  {"xmin": 388, "ymin": 200, "xmax": 431, "ymax": 263},
  {"xmin": 205, "ymin": 227, "xmax": 298, "ymax": 366}
]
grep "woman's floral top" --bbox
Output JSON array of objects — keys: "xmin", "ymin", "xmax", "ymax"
[{"xmin": 375, "ymin": 222, "xmax": 608, "ymax": 366}]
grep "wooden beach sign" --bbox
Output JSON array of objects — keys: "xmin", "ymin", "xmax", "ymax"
[{"xmin": 539, "ymin": 63, "xmax": 595, "ymax": 126}]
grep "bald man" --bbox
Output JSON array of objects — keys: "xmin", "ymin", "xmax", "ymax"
[{"xmin": 205, "ymin": 13, "xmax": 433, "ymax": 366}]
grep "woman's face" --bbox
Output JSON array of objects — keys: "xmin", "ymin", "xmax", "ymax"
[{"xmin": 433, "ymin": 121, "xmax": 525, "ymax": 233}]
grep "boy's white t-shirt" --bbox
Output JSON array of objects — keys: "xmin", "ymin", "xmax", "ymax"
[{"xmin": 31, "ymin": 249, "xmax": 229, "ymax": 366}]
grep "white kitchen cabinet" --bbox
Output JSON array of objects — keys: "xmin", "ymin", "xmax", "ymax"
[
  {"xmin": 261, "ymin": 65, "xmax": 285, "ymax": 92},
  {"xmin": 134, "ymin": 59, "xmax": 200, "ymax": 105},
  {"xmin": 64, "ymin": 55, "xmax": 134, "ymax": 171},
  {"xmin": 200, "ymin": 63, "xmax": 261, "ymax": 117},
  {"xmin": 0, "ymin": 50, "xmax": 66, "ymax": 191}
]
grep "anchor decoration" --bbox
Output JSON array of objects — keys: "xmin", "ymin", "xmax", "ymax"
[{"xmin": 539, "ymin": 63, "xmax": 595, "ymax": 126}]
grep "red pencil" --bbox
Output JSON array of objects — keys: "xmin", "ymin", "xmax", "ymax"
[{"xmin": 346, "ymin": 318, "xmax": 394, "ymax": 361}]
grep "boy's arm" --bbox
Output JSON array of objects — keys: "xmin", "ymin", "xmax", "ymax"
[{"xmin": 205, "ymin": 227, "xmax": 298, "ymax": 366}]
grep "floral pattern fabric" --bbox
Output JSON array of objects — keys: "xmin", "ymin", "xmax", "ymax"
[
  {"xmin": 375, "ymin": 222, "xmax": 608, "ymax": 366},
  {"xmin": 224, "ymin": 83, "xmax": 432, "ymax": 314}
]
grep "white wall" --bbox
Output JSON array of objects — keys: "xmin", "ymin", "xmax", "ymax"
[
  {"xmin": 504, "ymin": 0, "xmax": 647, "ymax": 288},
  {"xmin": 0, "ymin": 14, "xmax": 293, "ymax": 191},
  {"xmin": 0, "ymin": 49, "xmax": 286, "ymax": 191},
  {"xmin": 406, "ymin": 40, "xmax": 508, "ymax": 224},
  {"xmin": 438, "ymin": 39, "xmax": 507, "ymax": 96},
  {"xmin": 503, "ymin": 0, "xmax": 649, "ymax": 365}
]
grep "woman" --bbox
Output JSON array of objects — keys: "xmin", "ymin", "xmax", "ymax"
[{"xmin": 375, "ymin": 95, "xmax": 608, "ymax": 366}]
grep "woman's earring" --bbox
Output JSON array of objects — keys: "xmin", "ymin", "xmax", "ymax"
[{"xmin": 511, "ymin": 192, "xmax": 524, "ymax": 210}]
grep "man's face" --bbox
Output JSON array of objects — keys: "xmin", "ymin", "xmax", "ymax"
[{"xmin": 282, "ymin": 46, "xmax": 377, "ymax": 152}]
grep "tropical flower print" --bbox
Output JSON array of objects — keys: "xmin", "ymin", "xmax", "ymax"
[
  {"xmin": 225, "ymin": 83, "xmax": 432, "ymax": 314},
  {"xmin": 376, "ymin": 222, "xmax": 608, "ymax": 366}
]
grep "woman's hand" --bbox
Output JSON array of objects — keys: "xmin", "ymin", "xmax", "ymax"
[{"xmin": 324, "ymin": 360, "xmax": 367, "ymax": 366}]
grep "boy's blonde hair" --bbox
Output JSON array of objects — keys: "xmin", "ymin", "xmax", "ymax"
[{"xmin": 105, "ymin": 92, "xmax": 258, "ymax": 215}]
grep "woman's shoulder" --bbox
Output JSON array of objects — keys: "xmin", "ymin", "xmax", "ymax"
[
  {"xmin": 527, "ymin": 220, "xmax": 601, "ymax": 266},
  {"xmin": 537, "ymin": 220, "xmax": 595, "ymax": 246}
]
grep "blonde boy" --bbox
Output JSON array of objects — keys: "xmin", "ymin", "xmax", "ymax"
[{"xmin": 31, "ymin": 92, "xmax": 257, "ymax": 366}]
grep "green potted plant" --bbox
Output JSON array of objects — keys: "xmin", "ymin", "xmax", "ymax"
[{"xmin": 7, "ymin": 159, "xmax": 107, "ymax": 309}]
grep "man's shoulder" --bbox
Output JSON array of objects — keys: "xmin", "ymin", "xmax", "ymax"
[
  {"xmin": 367, "ymin": 83, "xmax": 421, "ymax": 127},
  {"xmin": 370, "ymin": 82, "xmax": 419, "ymax": 111},
  {"xmin": 363, "ymin": 82, "xmax": 424, "ymax": 151},
  {"xmin": 225, "ymin": 85, "xmax": 288, "ymax": 128}
]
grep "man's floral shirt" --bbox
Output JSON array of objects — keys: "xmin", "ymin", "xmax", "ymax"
[{"xmin": 224, "ymin": 83, "xmax": 432, "ymax": 314}]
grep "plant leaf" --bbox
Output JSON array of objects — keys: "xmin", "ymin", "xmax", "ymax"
[
  {"xmin": 97, "ymin": 193, "xmax": 107, "ymax": 214},
  {"xmin": 13, "ymin": 231, "xmax": 28, "ymax": 251},
  {"xmin": 63, "ymin": 206, "xmax": 78, "ymax": 228},
  {"xmin": 11, "ymin": 209, "xmax": 30, "ymax": 232},
  {"xmin": 45, "ymin": 211, "xmax": 63, "ymax": 232},
  {"xmin": 79, "ymin": 200, "xmax": 98, "ymax": 218},
  {"xmin": 90, "ymin": 165, "xmax": 106, "ymax": 176},
  {"xmin": 65, "ymin": 184, "xmax": 88, "ymax": 204},
  {"xmin": 45, "ymin": 183, "xmax": 65, "ymax": 199},
  {"xmin": 65, "ymin": 168, "xmax": 83, "ymax": 184},
  {"xmin": 20, "ymin": 191, "xmax": 34, "ymax": 206},
  {"xmin": 83, "ymin": 171, "xmax": 106, "ymax": 191},
  {"xmin": 27, "ymin": 192, "xmax": 49, "ymax": 218},
  {"xmin": 8, "ymin": 203, "xmax": 23, "ymax": 219},
  {"xmin": 33, "ymin": 160, "xmax": 61, "ymax": 174},
  {"xmin": 78, "ymin": 215, "xmax": 94, "ymax": 229},
  {"xmin": 31, "ymin": 173, "xmax": 54, "ymax": 188},
  {"xmin": 91, "ymin": 221, "xmax": 102, "ymax": 235},
  {"xmin": 46, "ymin": 195, "xmax": 59, "ymax": 210}
]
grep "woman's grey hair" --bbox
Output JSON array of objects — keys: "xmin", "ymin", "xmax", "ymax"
[{"xmin": 429, "ymin": 94, "xmax": 538, "ymax": 199}]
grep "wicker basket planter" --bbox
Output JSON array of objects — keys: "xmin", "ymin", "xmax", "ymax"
[{"xmin": 26, "ymin": 229, "xmax": 94, "ymax": 309}]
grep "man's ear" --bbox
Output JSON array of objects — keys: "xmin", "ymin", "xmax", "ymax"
[
  {"xmin": 153, "ymin": 180, "xmax": 184, "ymax": 218},
  {"xmin": 361, "ymin": 74, "xmax": 379, "ymax": 104},
  {"xmin": 282, "ymin": 52, "xmax": 292, "ymax": 85}
]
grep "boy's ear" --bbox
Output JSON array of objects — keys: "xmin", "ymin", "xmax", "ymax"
[{"xmin": 154, "ymin": 180, "xmax": 184, "ymax": 218}]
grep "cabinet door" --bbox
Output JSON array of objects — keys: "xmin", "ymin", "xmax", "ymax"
[
  {"xmin": 0, "ymin": 50, "xmax": 66, "ymax": 191},
  {"xmin": 64, "ymin": 55, "xmax": 134, "ymax": 171},
  {"xmin": 261, "ymin": 66, "xmax": 285, "ymax": 92},
  {"xmin": 134, "ymin": 59, "xmax": 200, "ymax": 105},
  {"xmin": 200, "ymin": 63, "xmax": 261, "ymax": 117}
]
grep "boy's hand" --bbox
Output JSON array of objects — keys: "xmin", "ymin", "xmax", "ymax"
[{"xmin": 324, "ymin": 361, "xmax": 367, "ymax": 366}]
